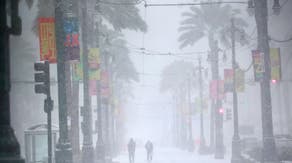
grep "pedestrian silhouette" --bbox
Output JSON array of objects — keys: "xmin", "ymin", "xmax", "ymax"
[
  {"xmin": 145, "ymin": 140, "xmax": 153, "ymax": 162},
  {"xmin": 128, "ymin": 138, "xmax": 136, "ymax": 163}
]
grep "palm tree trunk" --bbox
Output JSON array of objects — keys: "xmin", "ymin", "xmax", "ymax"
[
  {"xmin": 208, "ymin": 33, "xmax": 224, "ymax": 158},
  {"xmin": 65, "ymin": 62, "xmax": 81, "ymax": 163},
  {"xmin": 71, "ymin": 80, "xmax": 80, "ymax": 163}
]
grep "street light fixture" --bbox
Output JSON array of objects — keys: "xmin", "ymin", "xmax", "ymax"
[{"xmin": 272, "ymin": 0, "xmax": 281, "ymax": 15}]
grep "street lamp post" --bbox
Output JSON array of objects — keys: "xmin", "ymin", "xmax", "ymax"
[
  {"xmin": 230, "ymin": 18, "xmax": 242, "ymax": 163},
  {"xmin": 187, "ymin": 78, "xmax": 194, "ymax": 152},
  {"xmin": 198, "ymin": 57, "xmax": 207, "ymax": 154},
  {"xmin": 0, "ymin": 0, "xmax": 24, "ymax": 162},
  {"xmin": 80, "ymin": 0, "xmax": 95, "ymax": 163},
  {"xmin": 94, "ymin": 3, "xmax": 105, "ymax": 163},
  {"xmin": 211, "ymin": 40, "xmax": 224, "ymax": 159},
  {"xmin": 254, "ymin": 0, "xmax": 278, "ymax": 162},
  {"xmin": 54, "ymin": 0, "xmax": 73, "ymax": 162}
]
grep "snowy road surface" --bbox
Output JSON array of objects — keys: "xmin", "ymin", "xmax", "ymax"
[{"xmin": 113, "ymin": 147, "xmax": 231, "ymax": 163}]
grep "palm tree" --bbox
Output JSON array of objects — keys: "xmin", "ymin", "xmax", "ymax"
[
  {"xmin": 23, "ymin": 0, "xmax": 146, "ymax": 159},
  {"xmin": 160, "ymin": 60, "xmax": 195, "ymax": 94},
  {"xmin": 178, "ymin": 1, "xmax": 248, "ymax": 154},
  {"xmin": 160, "ymin": 60, "xmax": 197, "ymax": 149},
  {"xmin": 26, "ymin": 0, "xmax": 147, "ymax": 35}
]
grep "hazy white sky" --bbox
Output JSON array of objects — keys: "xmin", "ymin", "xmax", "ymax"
[{"xmin": 123, "ymin": 0, "xmax": 257, "ymax": 143}]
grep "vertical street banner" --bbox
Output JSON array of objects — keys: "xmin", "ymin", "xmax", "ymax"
[
  {"xmin": 38, "ymin": 18, "xmax": 56, "ymax": 63},
  {"xmin": 209, "ymin": 80, "xmax": 225, "ymax": 100},
  {"xmin": 72, "ymin": 62, "xmax": 83, "ymax": 81},
  {"xmin": 270, "ymin": 48, "xmax": 281, "ymax": 81},
  {"xmin": 89, "ymin": 80, "xmax": 97, "ymax": 95},
  {"xmin": 88, "ymin": 48, "xmax": 101, "ymax": 81},
  {"xmin": 224, "ymin": 69, "xmax": 233, "ymax": 93},
  {"xmin": 63, "ymin": 17, "xmax": 80, "ymax": 61},
  {"xmin": 235, "ymin": 69, "xmax": 245, "ymax": 92},
  {"xmin": 101, "ymin": 70, "xmax": 110, "ymax": 98},
  {"xmin": 252, "ymin": 50, "xmax": 265, "ymax": 82},
  {"xmin": 72, "ymin": 49, "xmax": 101, "ymax": 82}
]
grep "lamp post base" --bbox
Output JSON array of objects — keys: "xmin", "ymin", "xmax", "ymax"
[
  {"xmin": 231, "ymin": 137, "xmax": 242, "ymax": 163},
  {"xmin": 0, "ymin": 126, "xmax": 24, "ymax": 163},
  {"xmin": 187, "ymin": 139, "xmax": 195, "ymax": 152},
  {"xmin": 262, "ymin": 137, "xmax": 279, "ymax": 163},
  {"xmin": 82, "ymin": 145, "xmax": 94, "ymax": 163},
  {"xmin": 198, "ymin": 141, "xmax": 208, "ymax": 155},
  {"xmin": 55, "ymin": 143, "xmax": 73, "ymax": 163},
  {"xmin": 214, "ymin": 144, "xmax": 224, "ymax": 159},
  {"xmin": 96, "ymin": 140, "xmax": 105, "ymax": 163}
]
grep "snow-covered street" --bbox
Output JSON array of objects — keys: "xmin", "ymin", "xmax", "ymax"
[{"xmin": 113, "ymin": 147, "xmax": 231, "ymax": 163}]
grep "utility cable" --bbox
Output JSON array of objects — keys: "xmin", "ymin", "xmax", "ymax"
[
  {"xmin": 144, "ymin": 1, "xmax": 247, "ymax": 7},
  {"xmin": 98, "ymin": 0, "xmax": 144, "ymax": 6},
  {"xmin": 269, "ymin": 36, "xmax": 292, "ymax": 43}
]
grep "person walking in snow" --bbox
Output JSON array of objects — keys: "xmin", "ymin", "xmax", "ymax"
[
  {"xmin": 128, "ymin": 138, "xmax": 136, "ymax": 163},
  {"xmin": 145, "ymin": 140, "xmax": 153, "ymax": 162}
]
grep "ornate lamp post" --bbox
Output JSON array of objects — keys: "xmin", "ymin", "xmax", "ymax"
[
  {"xmin": 0, "ymin": 0, "xmax": 24, "ymax": 162},
  {"xmin": 230, "ymin": 17, "xmax": 241, "ymax": 163},
  {"xmin": 197, "ymin": 57, "xmax": 207, "ymax": 154},
  {"xmin": 94, "ymin": 2, "xmax": 105, "ymax": 163},
  {"xmin": 80, "ymin": 0, "xmax": 95, "ymax": 162},
  {"xmin": 54, "ymin": 0, "xmax": 73, "ymax": 162}
]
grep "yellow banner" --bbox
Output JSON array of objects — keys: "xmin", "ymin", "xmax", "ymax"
[
  {"xmin": 270, "ymin": 48, "xmax": 281, "ymax": 81},
  {"xmin": 72, "ymin": 48, "xmax": 101, "ymax": 81},
  {"xmin": 39, "ymin": 18, "xmax": 57, "ymax": 63},
  {"xmin": 236, "ymin": 69, "xmax": 245, "ymax": 92}
]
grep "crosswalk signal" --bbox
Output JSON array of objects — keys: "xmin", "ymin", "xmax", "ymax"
[
  {"xmin": 226, "ymin": 108, "xmax": 232, "ymax": 120},
  {"xmin": 34, "ymin": 61, "xmax": 50, "ymax": 95}
]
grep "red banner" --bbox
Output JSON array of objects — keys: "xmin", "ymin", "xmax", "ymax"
[
  {"xmin": 38, "ymin": 18, "xmax": 57, "ymax": 63},
  {"xmin": 89, "ymin": 80, "xmax": 97, "ymax": 96},
  {"xmin": 101, "ymin": 71, "xmax": 110, "ymax": 98},
  {"xmin": 224, "ymin": 69, "xmax": 233, "ymax": 93},
  {"xmin": 210, "ymin": 80, "xmax": 225, "ymax": 100}
]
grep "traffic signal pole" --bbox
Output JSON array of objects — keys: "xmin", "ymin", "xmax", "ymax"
[{"xmin": 34, "ymin": 61, "xmax": 54, "ymax": 163}]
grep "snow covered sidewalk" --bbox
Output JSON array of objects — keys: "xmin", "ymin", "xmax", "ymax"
[{"xmin": 113, "ymin": 147, "xmax": 231, "ymax": 163}]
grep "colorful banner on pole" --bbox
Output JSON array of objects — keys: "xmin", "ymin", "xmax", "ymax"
[
  {"xmin": 235, "ymin": 69, "xmax": 245, "ymax": 92},
  {"xmin": 224, "ymin": 69, "xmax": 233, "ymax": 93},
  {"xmin": 252, "ymin": 50, "xmax": 265, "ymax": 82},
  {"xmin": 89, "ymin": 80, "xmax": 97, "ymax": 95},
  {"xmin": 63, "ymin": 17, "xmax": 80, "ymax": 61},
  {"xmin": 101, "ymin": 71, "xmax": 110, "ymax": 98},
  {"xmin": 209, "ymin": 80, "xmax": 225, "ymax": 100},
  {"xmin": 270, "ymin": 48, "xmax": 281, "ymax": 81},
  {"xmin": 38, "ymin": 18, "xmax": 57, "ymax": 63},
  {"xmin": 72, "ymin": 49, "xmax": 101, "ymax": 81}
]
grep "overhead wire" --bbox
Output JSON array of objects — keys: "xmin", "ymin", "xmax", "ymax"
[{"xmin": 98, "ymin": 0, "xmax": 144, "ymax": 6}]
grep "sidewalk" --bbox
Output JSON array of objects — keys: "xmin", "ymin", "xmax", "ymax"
[{"xmin": 113, "ymin": 147, "xmax": 232, "ymax": 163}]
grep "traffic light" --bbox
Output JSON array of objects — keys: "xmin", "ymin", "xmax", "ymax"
[
  {"xmin": 34, "ymin": 61, "xmax": 50, "ymax": 95},
  {"xmin": 219, "ymin": 108, "xmax": 224, "ymax": 114},
  {"xmin": 226, "ymin": 108, "xmax": 232, "ymax": 120}
]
